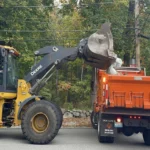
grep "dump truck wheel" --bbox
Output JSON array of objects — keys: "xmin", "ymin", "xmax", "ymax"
[
  {"xmin": 90, "ymin": 111, "xmax": 98, "ymax": 130},
  {"xmin": 49, "ymin": 101, "xmax": 63, "ymax": 129},
  {"xmin": 143, "ymin": 129, "xmax": 150, "ymax": 145},
  {"xmin": 21, "ymin": 100, "xmax": 60, "ymax": 144},
  {"xmin": 105, "ymin": 137, "xmax": 114, "ymax": 143},
  {"xmin": 98, "ymin": 113, "xmax": 104, "ymax": 143},
  {"xmin": 98, "ymin": 136, "xmax": 114, "ymax": 143},
  {"xmin": 98, "ymin": 113, "xmax": 114, "ymax": 143}
]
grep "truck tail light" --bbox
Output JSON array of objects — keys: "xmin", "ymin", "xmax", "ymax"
[
  {"xmin": 129, "ymin": 116, "xmax": 141, "ymax": 119},
  {"xmin": 117, "ymin": 117, "xmax": 122, "ymax": 123},
  {"xmin": 102, "ymin": 77, "xmax": 109, "ymax": 106},
  {"xmin": 103, "ymin": 77, "xmax": 106, "ymax": 83},
  {"xmin": 105, "ymin": 84, "xmax": 109, "ymax": 105}
]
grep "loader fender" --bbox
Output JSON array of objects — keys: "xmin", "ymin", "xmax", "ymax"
[{"xmin": 18, "ymin": 96, "xmax": 42, "ymax": 119}]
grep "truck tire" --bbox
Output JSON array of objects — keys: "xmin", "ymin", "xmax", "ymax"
[
  {"xmin": 143, "ymin": 129, "xmax": 150, "ymax": 145},
  {"xmin": 98, "ymin": 113, "xmax": 114, "ymax": 143},
  {"xmin": 21, "ymin": 100, "xmax": 60, "ymax": 144},
  {"xmin": 49, "ymin": 101, "xmax": 63, "ymax": 129},
  {"xmin": 90, "ymin": 111, "xmax": 98, "ymax": 129}
]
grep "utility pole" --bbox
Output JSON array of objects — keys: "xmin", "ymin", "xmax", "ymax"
[{"xmin": 135, "ymin": 0, "xmax": 140, "ymax": 67}]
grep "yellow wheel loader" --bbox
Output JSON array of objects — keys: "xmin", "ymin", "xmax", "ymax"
[{"xmin": 0, "ymin": 23, "xmax": 116, "ymax": 144}]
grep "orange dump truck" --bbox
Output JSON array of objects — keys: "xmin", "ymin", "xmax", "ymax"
[{"xmin": 90, "ymin": 67, "xmax": 150, "ymax": 145}]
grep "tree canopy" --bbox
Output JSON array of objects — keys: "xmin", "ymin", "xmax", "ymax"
[{"xmin": 0, "ymin": 0, "xmax": 150, "ymax": 109}]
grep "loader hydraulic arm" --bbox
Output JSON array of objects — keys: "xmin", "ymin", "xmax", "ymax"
[
  {"xmin": 24, "ymin": 46, "xmax": 80, "ymax": 94},
  {"xmin": 24, "ymin": 23, "xmax": 117, "ymax": 95}
]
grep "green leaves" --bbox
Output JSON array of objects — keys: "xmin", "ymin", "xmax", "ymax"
[
  {"xmin": 2, "ymin": 0, "xmax": 150, "ymax": 109},
  {"xmin": 0, "ymin": 0, "xmax": 54, "ymax": 76}
]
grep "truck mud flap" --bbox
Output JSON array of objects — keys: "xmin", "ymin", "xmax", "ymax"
[{"xmin": 100, "ymin": 118, "xmax": 116, "ymax": 137}]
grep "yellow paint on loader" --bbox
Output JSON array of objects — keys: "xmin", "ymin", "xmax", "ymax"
[{"xmin": 14, "ymin": 80, "xmax": 39, "ymax": 126}]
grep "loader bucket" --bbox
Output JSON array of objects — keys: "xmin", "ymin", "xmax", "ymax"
[{"xmin": 82, "ymin": 23, "xmax": 117, "ymax": 69}]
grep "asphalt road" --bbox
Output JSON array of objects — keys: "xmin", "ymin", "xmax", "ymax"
[{"xmin": 0, "ymin": 128, "xmax": 149, "ymax": 150}]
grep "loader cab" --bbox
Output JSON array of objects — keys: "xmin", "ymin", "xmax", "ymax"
[{"xmin": 0, "ymin": 46, "xmax": 20, "ymax": 93}]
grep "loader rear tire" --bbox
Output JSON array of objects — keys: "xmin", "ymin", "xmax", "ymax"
[
  {"xmin": 21, "ymin": 100, "xmax": 60, "ymax": 144},
  {"xmin": 143, "ymin": 129, "xmax": 150, "ymax": 145}
]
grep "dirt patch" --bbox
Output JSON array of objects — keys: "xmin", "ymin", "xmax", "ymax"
[{"xmin": 62, "ymin": 117, "xmax": 92, "ymax": 128}]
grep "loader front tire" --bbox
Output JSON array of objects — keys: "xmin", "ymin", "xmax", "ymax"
[
  {"xmin": 50, "ymin": 101, "xmax": 63, "ymax": 129},
  {"xmin": 21, "ymin": 100, "xmax": 60, "ymax": 144}
]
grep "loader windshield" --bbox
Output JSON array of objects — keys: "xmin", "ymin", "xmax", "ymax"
[
  {"xmin": 6, "ymin": 53, "xmax": 18, "ymax": 90},
  {"xmin": 0, "ymin": 51, "xmax": 4, "ymax": 85}
]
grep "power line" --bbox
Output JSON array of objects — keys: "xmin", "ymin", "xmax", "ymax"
[
  {"xmin": 0, "ymin": 0, "xmax": 144, "ymax": 8},
  {"xmin": 0, "ymin": 18, "xmax": 106, "ymax": 24},
  {"xmin": 0, "ymin": 27, "xmax": 138, "ymax": 33},
  {"xmin": 3, "ymin": 38, "xmax": 82, "ymax": 42},
  {"xmin": 0, "ymin": 5, "xmax": 54, "ymax": 8},
  {"xmin": 2, "ymin": 35, "xmax": 135, "ymax": 42},
  {"xmin": 0, "ymin": 29, "xmax": 97, "ymax": 33}
]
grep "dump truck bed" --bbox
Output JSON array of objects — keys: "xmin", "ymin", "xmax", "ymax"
[
  {"xmin": 97, "ymin": 69, "xmax": 150, "ymax": 110},
  {"xmin": 92, "ymin": 68, "xmax": 150, "ymax": 145}
]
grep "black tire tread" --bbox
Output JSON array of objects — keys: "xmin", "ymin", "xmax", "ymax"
[
  {"xmin": 21, "ymin": 100, "xmax": 60, "ymax": 144},
  {"xmin": 49, "ymin": 101, "xmax": 63, "ymax": 129},
  {"xmin": 90, "ymin": 111, "xmax": 98, "ymax": 130},
  {"xmin": 99, "ymin": 136, "xmax": 114, "ymax": 143},
  {"xmin": 143, "ymin": 129, "xmax": 150, "ymax": 146}
]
